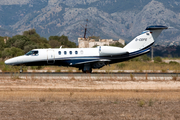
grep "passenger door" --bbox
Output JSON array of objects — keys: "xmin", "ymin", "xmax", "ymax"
[{"xmin": 47, "ymin": 50, "xmax": 55, "ymax": 64}]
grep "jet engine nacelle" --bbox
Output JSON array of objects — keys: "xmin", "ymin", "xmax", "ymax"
[{"xmin": 99, "ymin": 46, "xmax": 128, "ymax": 56}]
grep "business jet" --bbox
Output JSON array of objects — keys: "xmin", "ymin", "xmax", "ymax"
[{"xmin": 5, "ymin": 25, "xmax": 168, "ymax": 73}]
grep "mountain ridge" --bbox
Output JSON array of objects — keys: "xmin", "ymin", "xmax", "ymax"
[{"xmin": 0, "ymin": 0, "xmax": 180, "ymax": 45}]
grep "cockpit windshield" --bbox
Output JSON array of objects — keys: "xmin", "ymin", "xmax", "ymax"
[{"xmin": 25, "ymin": 51, "xmax": 39, "ymax": 56}]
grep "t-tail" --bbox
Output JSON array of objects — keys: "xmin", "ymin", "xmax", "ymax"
[{"xmin": 124, "ymin": 25, "xmax": 168, "ymax": 52}]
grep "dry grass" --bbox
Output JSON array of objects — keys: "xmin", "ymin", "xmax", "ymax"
[
  {"xmin": 1, "ymin": 90, "xmax": 180, "ymax": 102},
  {"xmin": 101, "ymin": 61, "xmax": 180, "ymax": 72},
  {"xmin": 0, "ymin": 74, "xmax": 180, "ymax": 120},
  {"xmin": 0, "ymin": 90, "xmax": 180, "ymax": 120}
]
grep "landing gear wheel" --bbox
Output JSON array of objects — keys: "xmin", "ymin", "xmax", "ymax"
[
  {"xmin": 20, "ymin": 69, "xmax": 23, "ymax": 73},
  {"xmin": 19, "ymin": 66, "xmax": 23, "ymax": 73},
  {"xmin": 89, "ymin": 68, "xmax": 92, "ymax": 73},
  {"xmin": 82, "ymin": 64, "xmax": 92, "ymax": 73},
  {"xmin": 82, "ymin": 68, "xmax": 92, "ymax": 73}
]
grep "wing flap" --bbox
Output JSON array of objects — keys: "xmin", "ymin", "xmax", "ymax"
[{"xmin": 75, "ymin": 59, "xmax": 110, "ymax": 65}]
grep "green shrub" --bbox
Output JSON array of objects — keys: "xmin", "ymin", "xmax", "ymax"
[
  {"xmin": 56, "ymin": 69, "xmax": 61, "ymax": 72},
  {"xmin": 1, "ymin": 47, "xmax": 24, "ymax": 59},
  {"xmin": 0, "ymin": 61, "xmax": 4, "ymax": 67},
  {"xmin": 39, "ymin": 98, "xmax": 46, "ymax": 102},
  {"xmin": 2, "ymin": 65, "xmax": 18, "ymax": 72},
  {"xmin": 130, "ymin": 55, "xmax": 151, "ymax": 62},
  {"xmin": 130, "ymin": 57, "xmax": 140, "ymax": 61},
  {"xmin": 0, "ymin": 51, "xmax": 2, "ymax": 58},
  {"xmin": 130, "ymin": 73, "xmax": 134, "ymax": 80},
  {"xmin": 30, "ymin": 66, "xmax": 43, "ymax": 70},
  {"xmin": 172, "ymin": 74, "xmax": 178, "ymax": 81},
  {"xmin": 154, "ymin": 56, "xmax": 162, "ymax": 63},
  {"xmin": 149, "ymin": 99, "xmax": 153, "ymax": 107},
  {"xmin": 139, "ymin": 100, "xmax": 145, "ymax": 107},
  {"xmin": 117, "ymin": 63, "xmax": 126, "ymax": 69},
  {"xmin": 169, "ymin": 61, "xmax": 179, "ymax": 65},
  {"xmin": 141, "ymin": 54, "xmax": 151, "ymax": 62}
]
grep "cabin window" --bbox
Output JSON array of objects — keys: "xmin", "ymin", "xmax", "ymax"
[
  {"xmin": 75, "ymin": 51, "xmax": 78, "ymax": 55},
  {"xmin": 64, "ymin": 51, "xmax": 67, "ymax": 55},
  {"xmin": 26, "ymin": 50, "xmax": 39, "ymax": 56},
  {"xmin": 80, "ymin": 50, "xmax": 83, "ymax": 55},
  {"xmin": 69, "ymin": 51, "xmax": 72, "ymax": 55},
  {"xmin": 58, "ymin": 51, "xmax": 61, "ymax": 55}
]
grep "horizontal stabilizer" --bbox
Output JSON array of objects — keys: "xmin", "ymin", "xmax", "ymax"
[{"xmin": 146, "ymin": 25, "xmax": 168, "ymax": 30}]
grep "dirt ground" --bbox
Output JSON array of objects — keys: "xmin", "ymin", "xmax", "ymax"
[{"xmin": 0, "ymin": 75, "xmax": 180, "ymax": 120}]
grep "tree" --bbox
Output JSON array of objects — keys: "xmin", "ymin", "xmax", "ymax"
[
  {"xmin": 24, "ymin": 44, "xmax": 39, "ymax": 53},
  {"xmin": 0, "ymin": 36, "xmax": 5, "ymax": 51},
  {"xmin": 6, "ymin": 29, "xmax": 51, "ymax": 54},
  {"xmin": 2, "ymin": 47, "xmax": 24, "ymax": 59},
  {"xmin": 92, "ymin": 45, "xmax": 99, "ymax": 48},
  {"xmin": 6, "ymin": 35, "xmax": 30, "ymax": 50},
  {"xmin": 23, "ymin": 29, "xmax": 36, "ymax": 36},
  {"xmin": 110, "ymin": 42, "xmax": 124, "ymax": 48},
  {"xmin": 0, "ymin": 51, "xmax": 2, "ymax": 58},
  {"xmin": 49, "ymin": 35, "xmax": 77, "ymax": 48},
  {"xmin": 49, "ymin": 36, "xmax": 59, "ymax": 41},
  {"xmin": 59, "ymin": 35, "xmax": 68, "ymax": 45},
  {"xmin": 49, "ymin": 40, "xmax": 61, "ymax": 48}
]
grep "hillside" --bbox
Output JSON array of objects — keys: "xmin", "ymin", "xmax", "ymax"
[{"xmin": 0, "ymin": 0, "xmax": 180, "ymax": 45}]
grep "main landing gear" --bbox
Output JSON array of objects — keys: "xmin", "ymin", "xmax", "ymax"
[
  {"xmin": 82, "ymin": 68, "xmax": 92, "ymax": 73},
  {"xmin": 82, "ymin": 64, "xmax": 92, "ymax": 73}
]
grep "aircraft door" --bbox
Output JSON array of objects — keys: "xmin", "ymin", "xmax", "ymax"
[{"xmin": 47, "ymin": 50, "xmax": 55, "ymax": 64}]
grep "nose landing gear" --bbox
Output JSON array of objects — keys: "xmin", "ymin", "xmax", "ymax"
[{"xmin": 19, "ymin": 66, "xmax": 23, "ymax": 73}]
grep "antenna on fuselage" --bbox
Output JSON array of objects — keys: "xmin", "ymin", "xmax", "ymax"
[{"xmin": 60, "ymin": 46, "xmax": 62, "ymax": 49}]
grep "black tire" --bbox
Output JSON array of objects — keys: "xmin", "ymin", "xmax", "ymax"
[
  {"xmin": 19, "ymin": 69, "xmax": 23, "ymax": 73},
  {"xmin": 82, "ymin": 69, "xmax": 92, "ymax": 73}
]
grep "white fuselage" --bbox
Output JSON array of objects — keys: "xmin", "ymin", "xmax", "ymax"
[{"xmin": 5, "ymin": 46, "xmax": 128, "ymax": 67}]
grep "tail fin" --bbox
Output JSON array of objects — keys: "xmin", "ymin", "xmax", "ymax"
[{"xmin": 124, "ymin": 25, "xmax": 168, "ymax": 52}]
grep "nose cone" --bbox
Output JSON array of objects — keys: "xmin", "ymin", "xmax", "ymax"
[
  {"xmin": 5, "ymin": 59, "xmax": 15, "ymax": 65},
  {"xmin": 5, "ymin": 57, "xmax": 19, "ymax": 65}
]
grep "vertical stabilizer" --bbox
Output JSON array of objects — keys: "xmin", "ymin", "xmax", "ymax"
[{"xmin": 124, "ymin": 25, "xmax": 168, "ymax": 52}]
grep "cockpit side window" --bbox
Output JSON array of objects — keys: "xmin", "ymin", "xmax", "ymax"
[{"xmin": 25, "ymin": 51, "xmax": 39, "ymax": 56}]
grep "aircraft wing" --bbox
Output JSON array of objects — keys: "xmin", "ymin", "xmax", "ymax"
[{"xmin": 75, "ymin": 59, "xmax": 111, "ymax": 65}]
